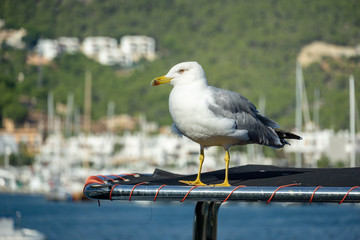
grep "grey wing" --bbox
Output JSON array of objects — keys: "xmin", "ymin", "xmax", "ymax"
[{"xmin": 207, "ymin": 86, "xmax": 282, "ymax": 147}]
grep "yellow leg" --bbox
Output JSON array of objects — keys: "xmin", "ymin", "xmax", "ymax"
[
  {"xmin": 179, "ymin": 147, "xmax": 207, "ymax": 186},
  {"xmin": 212, "ymin": 149, "xmax": 231, "ymax": 187}
]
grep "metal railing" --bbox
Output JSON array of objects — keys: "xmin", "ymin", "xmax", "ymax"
[
  {"xmin": 84, "ymin": 184, "xmax": 360, "ymax": 203},
  {"xmin": 83, "ymin": 174, "xmax": 360, "ymax": 240}
]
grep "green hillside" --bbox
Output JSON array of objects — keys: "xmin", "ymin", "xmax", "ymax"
[{"xmin": 0, "ymin": 0, "xmax": 359, "ymax": 130}]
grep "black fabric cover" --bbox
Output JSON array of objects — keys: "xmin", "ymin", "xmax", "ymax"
[{"xmin": 117, "ymin": 165, "xmax": 360, "ymax": 187}]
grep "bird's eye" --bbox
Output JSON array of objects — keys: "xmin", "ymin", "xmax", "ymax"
[{"xmin": 178, "ymin": 69, "xmax": 185, "ymax": 74}]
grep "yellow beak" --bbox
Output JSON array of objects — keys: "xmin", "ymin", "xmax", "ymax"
[{"xmin": 151, "ymin": 75, "xmax": 173, "ymax": 86}]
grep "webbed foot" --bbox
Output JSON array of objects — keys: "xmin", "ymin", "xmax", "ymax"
[
  {"xmin": 211, "ymin": 181, "xmax": 231, "ymax": 187},
  {"xmin": 179, "ymin": 179, "xmax": 207, "ymax": 186}
]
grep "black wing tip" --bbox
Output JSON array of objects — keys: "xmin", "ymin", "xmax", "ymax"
[
  {"xmin": 281, "ymin": 139, "xmax": 291, "ymax": 146},
  {"xmin": 275, "ymin": 129, "xmax": 302, "ymax": 140}
]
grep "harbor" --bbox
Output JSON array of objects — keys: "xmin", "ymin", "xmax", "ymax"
[{"xmin": 1, "ymin": 119, "xmax": 359, "ymax": 199}]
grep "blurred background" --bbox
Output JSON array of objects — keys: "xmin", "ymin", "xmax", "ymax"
[{"xmin": 0, "ymin": 1, "xmax": 360, "ymax": 239}]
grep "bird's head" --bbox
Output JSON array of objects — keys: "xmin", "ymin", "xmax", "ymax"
[{"xmin": 151, "ymin": 61, "xmax": 207, "ymax": 87}]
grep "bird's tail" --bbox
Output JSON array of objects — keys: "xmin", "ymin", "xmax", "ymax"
[{"xmin": 275, "ymin": 129, "xmax": 302, "ymax": 145}]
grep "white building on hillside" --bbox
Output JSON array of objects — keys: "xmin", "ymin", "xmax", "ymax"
[
  {"xmin": 0, "ymin": 19, "xmax": 27, "ymax": 49},
  {"xmin": 33, "ymin": 35, "xmax": 156, "ymax": 66},
  {"xmin": 35, "ymin": 39, "xmax": 60, "ymax": 60},
  {"xmin": 35, "ymin": 37, "xmax": 80, "ymax": 60},
  {"xmin": 58, "ymin": 37, "xmax": 80, "ymax": 54},
  {"xmin": 98, "ymin": 48, "xmax": 132, "ymax": 67},
  {"xmin": 120, "ymin": 35, "xmax": 156, "ymax": 62},
  {"xmin": 82, "ymin": 37, "xmax": 118, "ymax": 58}
]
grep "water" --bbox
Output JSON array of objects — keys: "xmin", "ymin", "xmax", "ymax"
[{"xmin": 1, "ymin": 193, "xmax": 360, "ymax": 240}]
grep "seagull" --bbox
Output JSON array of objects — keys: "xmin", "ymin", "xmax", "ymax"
[{"xmin": 151, "ymin": 61, "xmax": 301, "ymax": 186}]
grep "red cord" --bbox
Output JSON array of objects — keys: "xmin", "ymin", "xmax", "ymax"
[
  {"xmin": 110, "ymin": 174, "xmax": 126, "ymax": 181},
  {"xmin": 99, "ymin": 175, "xmax": 116, "ymax": 181},
  {"xmin": 222, "ymin": 185, "xmax": 247, "ymax": 203},
  {"xmin": 309, "ymin": 186, "xmax": 323, "ymax": 204},
  {"xmin": 84, "ymin": 176, "xmax": 104, "ymax": 187},
  {"xmin": 83, "ymin": 176, "xmax": 105, "ymax": 198},
  {"xmin": 339, "ymin": 186, "xmax": 360, "ymax": 204},
  {"xmin": 83, "ymin": 174, "xmax": 138, "ymax": 200},
  {"xmin": 129, "ymin": 182, "xmax": 147, "ymax": 201},
  {"xmin": 181, "ymin": 186, "xmax": 200, "ymax": 202},
  {"xmin": 109, "ymin": 184, "xmax": 120, "ymax": 201},
  {"xmin": 153, "ymin": 185, "xmax": 167, "ymax": 202},
  {"xmin": 266, "ymin": 183, "xmax": 299, "ymax": 203}
]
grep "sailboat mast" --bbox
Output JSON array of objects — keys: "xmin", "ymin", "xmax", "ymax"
[
  {"xmin": 295, "ymin": 62, "xmax": 303, "ymax": 167},
  {"xmin": 65, "ymin": 93, "xmax": 74, "ymax": 137},
  {"xmin": 47, "ymin": 92, "xmax": 54, "ymax": 136},
  {"xmin": 84, "ymin": 70, "xmax": 92, "ymax": 134},
  {"xmin": 349, "ymin": 75, "xmax": 356, "ymax": 167},
  {"xmin": 313, "ymin": 89, "xmax": 320, "ymax": 130}
]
